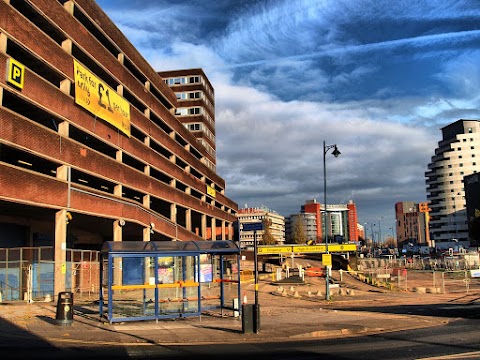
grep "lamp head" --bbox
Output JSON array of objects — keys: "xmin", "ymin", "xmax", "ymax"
[{"xmin": 332, "ymin": 146, "xmax": 341, "ymax": 158}]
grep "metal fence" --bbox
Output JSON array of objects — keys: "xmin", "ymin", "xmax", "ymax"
[
  {"xmin": 0, "ymin": 247, "xmax": 100, "ymax": 302},
  {"xmin": 349, "ymin": 256, "xmax": 480, "ymax": 294}
]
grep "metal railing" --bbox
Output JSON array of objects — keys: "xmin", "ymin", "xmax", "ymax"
[{"xmin": 0, "ymin": 247, "xmax": 100, "ymax": 302}]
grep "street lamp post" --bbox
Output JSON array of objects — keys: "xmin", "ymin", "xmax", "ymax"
[{"xmin": 323, "ymin": 140, "xmax": 341, "ymax": 301}]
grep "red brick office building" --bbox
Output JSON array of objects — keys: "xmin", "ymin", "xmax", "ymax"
[{"xmin": 0, "ymin": 0, "xmax": 238, "ymax": 295}]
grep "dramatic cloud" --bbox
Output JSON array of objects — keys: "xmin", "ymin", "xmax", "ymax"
[{"xmin": 97, "ymin": 0, "xmax": 480, "ymax": 235}]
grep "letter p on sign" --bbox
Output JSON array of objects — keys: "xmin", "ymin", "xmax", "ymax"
[{"xmin": 7, "ymin": 58, "xmax": 25, "ymax": 89}]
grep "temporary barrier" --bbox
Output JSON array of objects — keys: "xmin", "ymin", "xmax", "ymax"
[{"xmin": 99, "ymin": 240, "xmax": 241, "ymax": 323}]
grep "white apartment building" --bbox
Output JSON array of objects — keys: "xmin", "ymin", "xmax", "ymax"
[
  {"xmin": 237, "ymin": 206, "xmax": 285, "ymax": 248},
  {"xmin": 425, "ymin": 119, "xmax": 480, "ymax": 248},
  {"xmin": 285, "ymin": 213, "xmax": 317, "ymax": 243}
]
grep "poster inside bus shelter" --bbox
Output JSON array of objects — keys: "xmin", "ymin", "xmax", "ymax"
[{"xmin": 198, "ymin": 254, "xmax": 212, "ymax": 283}]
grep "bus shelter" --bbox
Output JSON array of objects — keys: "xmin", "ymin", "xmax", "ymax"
[{"xmin": 99, "ymin": 240, "xmax": 241, "ymax": 323}]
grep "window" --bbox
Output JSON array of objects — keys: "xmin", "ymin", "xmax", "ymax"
[
  {"xmin": 187, "ymin": 123, "xmax": 201, "ymax": 131},
  {"xmin": 189, "ymin": 76, "xmax": 200, "ymax": 84}
]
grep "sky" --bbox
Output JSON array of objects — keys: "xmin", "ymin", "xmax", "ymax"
[{"xmin": 95, "ymin": 0, "xmax": 480, "ymax": 240}]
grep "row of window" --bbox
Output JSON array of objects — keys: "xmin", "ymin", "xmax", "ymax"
[
  {"xmin": 166, "ymin": 76, "xmax": 200, "ymax": 86},
  {"xmin": 175, "ymin": 91, "xmax": 215, "ymax": 114},
  {"xmin": 164, "ymin": 76, "xmax": 214, "ymax": 98},
  {"xmin": 184, "ymin": 122, "xmax": 215, "ymax": 143},
  {"xmin": 175, "ymin": 106, "xmax": 215, "ymax": 130}
]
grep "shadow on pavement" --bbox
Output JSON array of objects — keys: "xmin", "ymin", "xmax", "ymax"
[{"xmin": 329, "ymin": 300, "xmax": 480, "ymax": 319}]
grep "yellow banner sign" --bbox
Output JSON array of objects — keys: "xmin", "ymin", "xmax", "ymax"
[
  {"xmin": 257, "ymin": 246, "xmax": 293, "ymax": 254},
  {"xmin": 74, "ymin": 60, "xmax": 130, "ymax": 137},
  {"xmin": 256, "ymin": 243, "xmax": 357, "ymax": 254},
  {"xmin": 293, "ymin": 245, "xmax": 326, "ymax": 253}
]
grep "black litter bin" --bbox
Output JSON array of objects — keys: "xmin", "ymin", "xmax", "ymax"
[
  {"xmin": 55, "ymin": 292, "xmax": 74, "ymax": 325},
  {"xmin": 242, "ymin": 304, "xmax": 254, "ymax": 333}
]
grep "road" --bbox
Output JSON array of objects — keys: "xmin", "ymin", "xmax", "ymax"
[
  {"xmin": 1, "ymin": 317, "xmax": 478, "ymax": 360},
  {"xmin": 1, "ymin": 299, "xmax": 478, "ymax": 360}
]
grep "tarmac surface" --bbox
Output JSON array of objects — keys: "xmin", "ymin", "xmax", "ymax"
[{"xmin": 0, "ymin": 270, "xmax": 472, "ymax": 349}]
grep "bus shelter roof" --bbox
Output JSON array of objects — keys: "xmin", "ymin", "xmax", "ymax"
[{"xmin": 101, "ymin": 240, "xmax": 239, "ymax": 255}]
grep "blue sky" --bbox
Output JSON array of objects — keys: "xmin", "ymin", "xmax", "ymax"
[{"xmin": 96, "ymin": 0, "xmax": 480, "ymax": 239}]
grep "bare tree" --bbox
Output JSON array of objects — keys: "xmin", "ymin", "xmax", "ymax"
[
  {"xmin": 291, "ymin": 216, "xmax": 307, "ymax": 244},
  {"xmin": 261, "ymin": 217, "xmax": 276, "ymax": 245}
]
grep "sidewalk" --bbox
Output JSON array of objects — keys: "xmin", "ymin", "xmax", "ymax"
[{"xmin": 0, "ymin": 283, "xmax": 451, "ymax": 348}]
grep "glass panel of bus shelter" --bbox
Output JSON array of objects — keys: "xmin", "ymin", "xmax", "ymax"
[
  {"xmin": 111, "ymin": 256, "xmax": 156, "ymax": 320},
  {"xmin": 157, "ymin": 255, "xmax": 199, "ymax": 315},
  {"xmin": 221, "ymin": 254, "xmax": 240, "ymax": 307}
]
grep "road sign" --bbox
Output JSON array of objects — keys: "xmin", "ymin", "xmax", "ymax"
[
  {"xmin": 241, "ymin": 222, "xmax": 263, "ymax": 231},
  {"xmin": 322, "ymin": 253, "xmax": 332, "ymax": 267}
]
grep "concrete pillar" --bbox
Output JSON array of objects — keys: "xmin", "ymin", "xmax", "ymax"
[
  {"xmin": 54, "ymin": 210, "xmax": 68, "ymax": 298},
  {"xmin": 222, "ymin": 220, "xmax": 226, "ymax": 240},
  {"xmin": 143, "ymin": 227, "xmax": 151, "ymax": 284},
  {"xmin": 186, "ymin": 209, "xmax": 191, "ymax": 233},
  {"xmin": 211, "ymin": 217, "xmax": 216, "ymax": 241},
  {"xmin": 201, "ymin": 214, "xmax": 207, "ymax": 240},
  {"xmin": 113, "ymin": 220, "xmax": 123, "ymax": 286}
]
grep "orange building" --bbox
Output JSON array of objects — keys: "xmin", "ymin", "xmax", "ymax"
[{"xmin": 300, "ymin": 199, "xmax": 359, "ymax": 243}]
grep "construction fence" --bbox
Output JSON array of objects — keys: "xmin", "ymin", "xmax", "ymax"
[
  {"xmin": 347, "ymin": 255, "xmax": 480, "ymax": 294},
  {"xmin": 0, "ymin": 246, "xmax": 100, "ymax": 302}
]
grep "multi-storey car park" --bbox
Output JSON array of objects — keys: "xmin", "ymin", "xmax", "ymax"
[{"xmin": 0, "ymin": 0, "xmax": 238, "ymax": 297}]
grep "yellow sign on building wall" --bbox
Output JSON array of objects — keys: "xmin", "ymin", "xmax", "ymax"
[
  {"xmin": 7, "ymin": 58, "xmax": 25, "ymax": 89},
  {"xmin": 73, "ymin": 60, "xmax": 130, "ymax": 137},
  {"xmin": 206, "ymin": 185, "xmax": 216, "ymax": 198}
]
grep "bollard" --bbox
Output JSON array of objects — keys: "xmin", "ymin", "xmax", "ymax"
[
  {"xmin": 233, "ymin": 298, "xmax": 239, "ymax": 318},
  {"xmin": 55, "ymin": 292, "xmax": 74, "ymax": 325}
]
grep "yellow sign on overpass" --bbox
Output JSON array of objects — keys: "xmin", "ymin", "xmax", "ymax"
[{"xmin": 257, "ymin": 243, "xmax": 357, "ymax": 254}]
